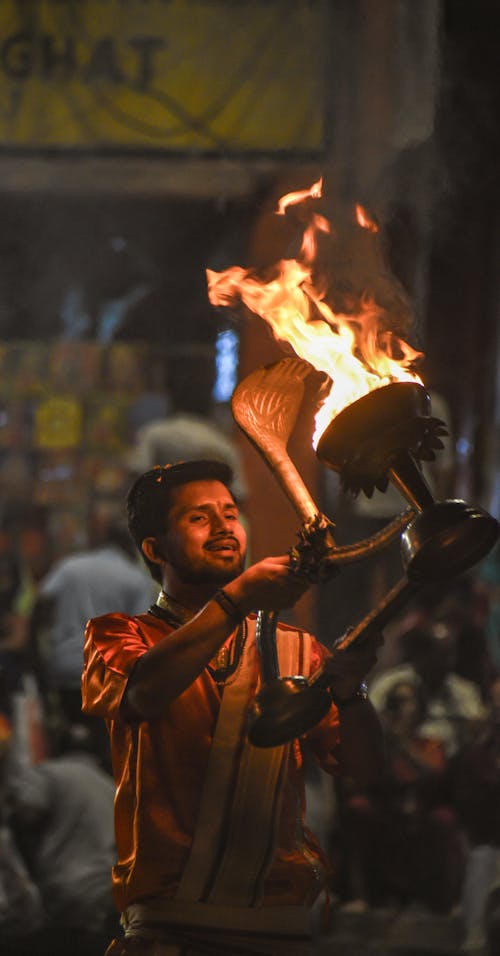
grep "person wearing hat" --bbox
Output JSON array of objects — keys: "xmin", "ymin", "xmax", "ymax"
[{"xmin": 82, "ymin": 459, "xmax": 385, "ymax": 956}]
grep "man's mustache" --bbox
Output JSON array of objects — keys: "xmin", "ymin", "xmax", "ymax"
[{"xmin": 204, "ymin": 535, "xmax": 240, "ymax": 552}]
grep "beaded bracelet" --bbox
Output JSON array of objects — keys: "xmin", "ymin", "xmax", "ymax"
[{"xmin": 212, "ymin": 588, "xmax": 245, "ymax": 623}]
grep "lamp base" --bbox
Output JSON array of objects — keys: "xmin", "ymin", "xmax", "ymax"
[
  {"xmin": 247, "ymin": 677, "xmax": 332, "ymax": 748},
  {"xmin": 401, "ymin": 500, "xmax": 499, "ymax": 582}
]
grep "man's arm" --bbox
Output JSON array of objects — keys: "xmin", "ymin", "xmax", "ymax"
[
  {"xmin": 124, "ymin": 556, "xmax": 309, "ymax": 719},
  {"xmin": 323, "ymin": 631, "xmax": 387, "ymax": 786}
]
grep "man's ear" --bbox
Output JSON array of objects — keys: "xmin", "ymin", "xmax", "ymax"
[{"xmin": 141, "ymin": 537, "xmax": 168, "ymax": 566}]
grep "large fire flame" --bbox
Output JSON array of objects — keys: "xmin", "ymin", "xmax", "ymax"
[{"xmin": 207, "ymin": 178, "xmax": 423, "ymax": 446}]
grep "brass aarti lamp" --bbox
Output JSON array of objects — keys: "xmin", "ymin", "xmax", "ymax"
[{"xmin": 232, "ymin": 358, "xmax": 499, "ymax": 747}]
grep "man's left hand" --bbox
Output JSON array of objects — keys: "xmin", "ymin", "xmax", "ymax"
[{"xmin": 322, "ymin": 629, "xmax": 384, "ymax": 703}]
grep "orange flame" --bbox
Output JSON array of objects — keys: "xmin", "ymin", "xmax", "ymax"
[
  {"xmin": 207, "ymin": 179, "xmax": 422, "ymax": 446},
  {"xmin": 355, "ymin": 203, "xmax": 379, "ymax": 233}
]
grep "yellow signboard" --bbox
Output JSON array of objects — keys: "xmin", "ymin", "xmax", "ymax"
[
  {"xmin": 34, "ymin": 395, "xmax": 83, "ymax": 448},
  {"xmin": 0, "ymin": 0, "xmax": 329, "ymax": 152}
]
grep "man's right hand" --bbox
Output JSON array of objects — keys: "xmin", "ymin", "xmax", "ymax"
[{"xmin": 225, "ymin": 555, "xmax": 310, "ymax": 615}]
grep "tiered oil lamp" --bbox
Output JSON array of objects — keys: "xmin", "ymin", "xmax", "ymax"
[
  {"xmin": 210, "ymin": 176, "xmax": 499, "ymax": 746},
  {"xmin": 232, "ymin": 359, "xmax": 499, "ymax": 747}
]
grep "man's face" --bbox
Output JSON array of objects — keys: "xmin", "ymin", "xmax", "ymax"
[{"xmin": 161, "ymin": 479, "xmax": 247, "ymax": 586}]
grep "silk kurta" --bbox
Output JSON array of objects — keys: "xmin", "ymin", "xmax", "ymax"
[{"xmin": 82, "ymin": 612, "xmax": 340, "ymax": 914}]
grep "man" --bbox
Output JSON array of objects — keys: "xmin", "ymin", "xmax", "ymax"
[
  {"xmin": 7, "ymin": 728, "xmax": 119, "ymax": 954},
  {"xmin": 36, "ymin": 519, "xmax": 153, "ymax": 768},
  {"xmin": 82, "ymin": 459, "xmax": 385, "ymax": 956},
  {"xmin": 126, "ymin": 349, "xmax": 248, "ymax": 503},
  {"xmin": 369, "ymin": 586, "xmax": 487, "ymax": 758}
]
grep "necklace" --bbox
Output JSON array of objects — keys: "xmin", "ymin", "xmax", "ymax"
[
  {"xmin": 207, "ymin": 619, "xmax": 248, "ymax": 686},
  {"xmin": 152, "ymin": 590, "xmax": 194, "ymax": 625}
]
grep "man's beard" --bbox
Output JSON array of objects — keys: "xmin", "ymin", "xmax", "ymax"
[{"xmin": 175, "ymin": 555, "xmax": 246, "ymax": 588}]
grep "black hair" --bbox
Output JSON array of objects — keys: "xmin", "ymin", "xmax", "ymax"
[{"xmin": 126, "ymin": 458, "xmax": 234, "ymax": 583}]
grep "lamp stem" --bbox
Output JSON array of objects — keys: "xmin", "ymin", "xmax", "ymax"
[{"xmin": 388, "ymin": 450, "xmax": 435, "ymax": 512}]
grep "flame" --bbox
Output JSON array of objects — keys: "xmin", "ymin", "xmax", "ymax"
[
  {"xmin": 207, "ymin": 179, "xmax": 423, "ymax": 446},
  {"xmin": 276, "ymin": 176, "xmax": 323, "ymax": 215},
  {"xmin": 355, "ymin": 203, "xmax": 379, "ymax": 233}
]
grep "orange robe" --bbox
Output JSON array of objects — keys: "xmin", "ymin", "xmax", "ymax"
[{"xmin": 82, "ymin": 612, "xmax": 340, "ymax": 915}]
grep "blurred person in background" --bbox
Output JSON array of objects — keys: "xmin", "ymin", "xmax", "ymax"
[
  {"xmin": 451, "ymin": 673, "xmax": 500, "ymax": 955},
  {"xmin": 0, "ymin": 506, "xmax": 51, "ymax": 688},
  {"xmin": 32, "ymin": 514, "xmax": 153, "ymax": 769},
  {"xmin": 0, "ymin": 524, "xmax": 27, "ymax": 695},
  {"xmin": 0, "ymin": 516, "xmax": 50, "ymax": 770},
  {"xmin": 0, "ymin": 670, "xmax": 44, "ymax": 951},
  {"xmin": 336, "ymin": 678, "xmax": 463, "ymax": 914},
  {"xmin": 368, "ymin": 583, "xmax": 487, "ymax": 759},
  {"xmin": 126, "ymin": 349, "xmax": 248, "ymax": 505},
  {"xmin": 6, "ymin": 720, "xmax": 118, "ymax": 956},
  {"xmin": 82, "ymin": 459, "xmax": 385, "ymax": 956}
]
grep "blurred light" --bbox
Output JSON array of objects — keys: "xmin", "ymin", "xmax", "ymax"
[
  {"xmin": 213, "ymin": 329, "xmax": 239, "ymax": 403},
  {"xmin": 456, "ymin": 437, "xmax": 471, "ymax": 457},
  {"xmin": 39, "ymin": 464, "xmax": 74, "ymax": 482},
  {"xmin": 110, "ymin": 236, "xmax": 127, "ymax": 252}
]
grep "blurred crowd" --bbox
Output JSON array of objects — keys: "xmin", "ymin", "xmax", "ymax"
[
  {"xmin": 0, "ymin": 394, "xmax": 499, "ymax": 956},
  {"xmin": 0, "ymin": 504, "xmax": 153, "ymax": 956},
  {"xmin": 327, "ymin": 551, "xmax": 500, "ymax": 956}
]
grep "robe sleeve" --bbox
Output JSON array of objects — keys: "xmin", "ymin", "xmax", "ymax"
[{"xmin": 81, "ymin": 613, "xmax": 150, "ymax": 719}]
